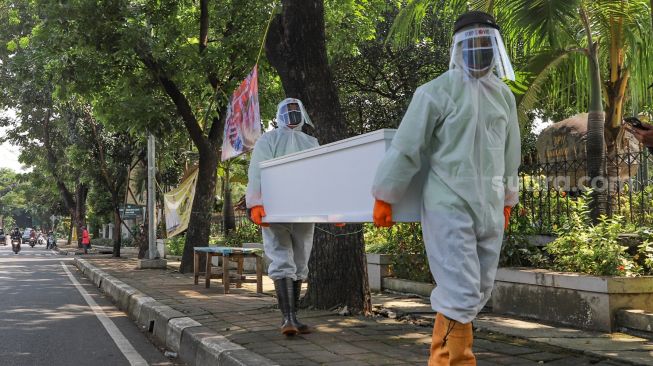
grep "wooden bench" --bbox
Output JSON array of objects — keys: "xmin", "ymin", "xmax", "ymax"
[{"xmin": 193, "ymin": 246, "xmax": 263, "ymax": 294}]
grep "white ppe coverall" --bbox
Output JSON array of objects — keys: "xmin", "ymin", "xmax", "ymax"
[
  {"xmin": 372, "ymin": 69, "xmax": 521, "ymax": 323},
  {"xmin": 246, "ymin": 98, "xmax": 319, "ymax": 281}
]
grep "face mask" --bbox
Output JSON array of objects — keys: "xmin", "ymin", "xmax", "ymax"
[
  {"xmin": 462, "ymin": 47, "xmax": 495, "ymax": 71},
  {"xmin": 286, "ymin": 110, "xmax": 303, "ymax": 127}
]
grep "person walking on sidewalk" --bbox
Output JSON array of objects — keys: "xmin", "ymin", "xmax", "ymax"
[
  {"xmin": 372, "ymin": 11, "xmax": 520, "ymax": 365},
  {"xmin": 246, "ymin": 98, "xmax": 319, "ymax": 337},
  {"xmin": 81, "ymin": 226, "xmax": 91, "ymax": 254}
]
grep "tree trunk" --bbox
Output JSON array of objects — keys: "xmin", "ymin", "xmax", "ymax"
[
  {"xmin": 581, "ymin": 7, "xmax": 607, "ymax": 221},
  {"xmin": 587, "ymin": 51, "xmax": 608, "ymax": 222},
  {"xmin": 265, "ymin": 0, "xmax": 371, "ymax": 314},
  {"xmin": 604, "ymin": 46, "xmax": 630, "ymax": 216},
  {"xmin": 112, "ymin": 205, "xmax": 122, "ymax": 257},
  {"xmin": 75, "ymin": 184, "xmax": 88, "ymax": 247},
  {"xmin": 180, "ymin": 148, "xmax": 218, "ymax": 273},
  {"xmin": 67, "ymin": 212, "xmax": 74, "ymax": 245},
  {"xmin": 138, "ymin": 220, "xmax": 148, "ymax": 259},
  {"xmin": 222, "ymin": 165, "xmax": 235, "ymax": 235}
]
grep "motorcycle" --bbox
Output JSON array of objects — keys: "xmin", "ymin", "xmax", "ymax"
[
  {"xmin": 46, "ymin": 235, "xmax": 56, "ymax": 249},
  {"xmin": 38, "ymin": 235, "xmax": 46, "ymax": 246},
  {"xmin": 11, "ymin": 238, "xmax": 21, "ymax": 254},
  {"xmin": 29, "ymin": 237, "xmax": 36, "ymax": 248}
]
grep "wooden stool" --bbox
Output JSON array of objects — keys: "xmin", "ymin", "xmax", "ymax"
[{"xmin": 193, "ymin": 247, "xmax": 263, "ymax": 294}]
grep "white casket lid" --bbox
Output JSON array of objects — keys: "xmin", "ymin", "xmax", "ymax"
[{"xmin": 260, "ymin": 129, "xmax": 396, "ymax": 168}]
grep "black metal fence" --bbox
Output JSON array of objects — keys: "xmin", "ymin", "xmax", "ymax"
[
  {"xmin": 211, "ymin": 214, "xmax": 249, "ymax": 235},
  {"xmin": 518, "ymin": 149, "xmax": 653, "ymax": 234}
]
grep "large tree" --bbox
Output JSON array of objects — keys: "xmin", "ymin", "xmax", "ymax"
[
  {"xmin": 1, "ymin": 0, "xmax": 282, "ymax": 268},
  {"xmin": 265, "ymin": 0, "xmax": 372, "ymax": 314},
  {"xmin": 64, "ymin": 104, "xmax": 138, "ymax": 256}
]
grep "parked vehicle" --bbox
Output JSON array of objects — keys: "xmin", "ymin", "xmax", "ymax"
[
  {"xmin": 0, "ymin": 229, "xmax": 5, "ymax": 245},
  {"xmin": 21, "ymin": 228, "xmax": 33, "ymax": 244}
]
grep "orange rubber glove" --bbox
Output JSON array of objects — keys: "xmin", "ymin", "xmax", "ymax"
[
  {"xmin": 503, "ymin": 206, "xmax": 512, "ymax": 230},
  {"xmin": 373, "ymin": 200, "xmax": 394, "ymax": 227},
  {"xmin": 250, "ymin": 205, "xmax": 270, "ymax": 227}
]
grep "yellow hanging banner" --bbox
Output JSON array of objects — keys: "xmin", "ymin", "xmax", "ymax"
[{"xmin": 163, "ymin": 168, "xmax": 199, "ymax": 238}]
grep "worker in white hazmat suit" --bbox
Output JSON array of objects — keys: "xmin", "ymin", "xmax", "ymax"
[
  {"xmin": 371, "ymin": 11, "xmax": 520, "ymax": 365},
  {"xmin": 246, "ymin": 98, "xmax": 319, "ymax": 336}
]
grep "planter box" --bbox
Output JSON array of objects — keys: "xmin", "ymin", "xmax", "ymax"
[
  {"xmin": 492, "ymin": 267, "xmax": 653, "ymax": 332},
  {"xmin": 260, "ymin": 129, "xmax": 427, "ymax": 223},
  {"xmin": 366, "ymin": 253, "xmax": 393, "ymax": 291},
  {"xmin": 382, "ymin": 277, "xmax": 434, "ymax": 298}
]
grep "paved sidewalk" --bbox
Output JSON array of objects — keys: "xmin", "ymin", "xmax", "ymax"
[{"xmin": 66, "ymin": 254, "xmax": 653, "ymax": 366}]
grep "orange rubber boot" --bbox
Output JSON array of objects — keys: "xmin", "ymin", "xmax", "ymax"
[
  {"xmin": 429, "ymin": 313, "xmax": 449, "ymax": 365},
  {"xmin": 429, "ymin": 313, "xmax": 476, "ymax": 366}
]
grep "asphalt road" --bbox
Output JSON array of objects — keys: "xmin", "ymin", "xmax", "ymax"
[{"xmin": 0, "ymin": 241, "xmax": 182, "ymax": 366}]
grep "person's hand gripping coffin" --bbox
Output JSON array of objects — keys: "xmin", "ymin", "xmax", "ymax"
[
  {"xmin": 246, "ymin": 98, "xmax": 319, "ymax": 337},
  {"xmin": 371, "ymin": 11, "xmax": 521, "ymax": 365}
]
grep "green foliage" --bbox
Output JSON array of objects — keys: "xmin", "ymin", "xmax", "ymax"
[
  {"xmin": 3, "ymin": 216, "xmax": 16, "ymax": 229},
  {"xmin": 548, "ymin": 213, "xmax": 631, "ymax": 276},
  {"xmin": 508, "ymin": 190, "xmax": 653, "ymax": 276},
  {"xmin": 223, "ymin": 221, "xmax": 262, "ymax": 247},
  {"xmin": 334, "ymin": 3, "xmax": 451, "ymax": 135},
  {"xmin": 90, "ymin": 238, "xmax": 113, "ymax": 247},
  {"xmin": 499, "ymin": 231, "xmax": 549, "ymax": 268},
  {"xmin": 166, "ymin": 234, "xmax": 186, "ymax": 256},
  {"xmin": 364, "ymin": 223, "xmax": 433, "ymax": 284},
  {"xmin": 324, "ymin": 0, "xmax": 389, "ymax": 58},
  {"xmin": 363, "ymin": 223, "xmax": 395, "ymax": 253},
  {"xmin": 121, "ymin": 237, "xmax": 134, "ymax": 247}
]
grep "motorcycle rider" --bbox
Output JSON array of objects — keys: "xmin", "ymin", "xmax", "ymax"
[
  {"xmin": 10, "ymin": 227, "xmax": 21, "ymax": 253},
  {"xmin": 47, "ymin": 231, "xmax": 56, "ymax": 249},
  {"xmin": 10, "ymin": 227, "xmax": 21, "ymax": 241}
]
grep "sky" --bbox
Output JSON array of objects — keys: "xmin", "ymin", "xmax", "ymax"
[
  {"xmin": 0, "ymin": 109, "xmax": 27, "ymax": 173},
  {"xmin": 0, "ymin": 134, "xmax": 23, "ymax": 172}
]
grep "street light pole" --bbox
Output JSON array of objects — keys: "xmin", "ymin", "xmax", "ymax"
[{"xmin": 147, "ymin": 132, "xmax": 156, "ymax": 259}]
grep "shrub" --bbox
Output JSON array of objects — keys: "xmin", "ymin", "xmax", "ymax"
[
  {"xmin": 90, "ymin": 238, "xmax": 113, "ymax": 247},
  {"xmin": 223, "ymin": 221, "xmax": 262, "ymax": 247},
  {"xmin": 121, "ymin": 237, "xmax": 134, "ymax": 247},
  {"xmin": 166, "ymin": 235, "xmax": 185, "ymax": 256},
  {"xmin": 500, "ymin": 232, "xmax": 549, "ymax": 268},
  {"xmin": 364, "ymin": 223, "xmax": 397, "ymax": 253},
  {"xmin": 364, "ymin": 223, "xmax": 433, "ymax": 284},
  {"xmin": 544, "ymin": 191, "xmax": 653, "ymax": 276}
]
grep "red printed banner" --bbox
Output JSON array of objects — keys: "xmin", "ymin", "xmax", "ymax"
[{"xmin": 221, "ymin": 65, "xmax": 262, "ymax": 161}]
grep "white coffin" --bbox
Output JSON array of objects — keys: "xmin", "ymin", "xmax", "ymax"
[{"xmin": 260, "ymin": 129, "xmax": 426, "ymax": 223}]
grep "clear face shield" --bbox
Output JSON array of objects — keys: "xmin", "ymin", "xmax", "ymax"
[
  {"xmin": 275, "ymin": 98, "xmax": 314, "ymax": 129},
  {"xmin": 450, "ymin": 27, "xmax": 515, "ymax": 81}
]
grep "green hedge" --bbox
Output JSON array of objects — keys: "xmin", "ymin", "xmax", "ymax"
[
  {"xmin": 90, "ymin": 238, "xmax": 113, "ymax": 247},
  {"xmin": 364, "ymin": 223, "xmax": 433, "ymax": 284}
]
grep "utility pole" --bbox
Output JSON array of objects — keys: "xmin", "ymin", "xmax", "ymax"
[
  {"xmin": 139, "ymin": 132, "xmax": 166, "ymax": 268},
  {"xmin": 148, "ymin": 132, "xmax": 156, "ymax": 259}
]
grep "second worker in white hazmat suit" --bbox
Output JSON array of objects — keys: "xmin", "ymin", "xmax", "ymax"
[
  {"xmin": 246, "ymin": 98, "xmax": 319, "ymax": 337},
  {"xmin": 372, "ymin": 11, "xmax": 521, "ymax": 365}
]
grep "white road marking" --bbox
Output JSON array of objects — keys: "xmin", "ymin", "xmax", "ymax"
[{"xmin": 61, "ymin": 262, "xmax": 148, "ymax": 366}]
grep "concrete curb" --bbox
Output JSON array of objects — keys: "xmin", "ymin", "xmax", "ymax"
[{"xmin": 73, "ymin": 258, "xmax": 279, "ymax": 366}]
